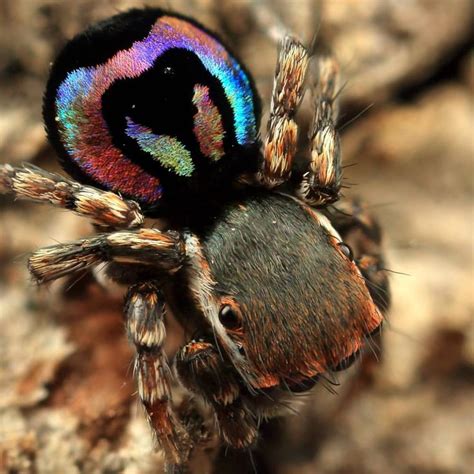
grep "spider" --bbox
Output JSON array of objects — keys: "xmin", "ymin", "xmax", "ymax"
[{"xmin": 0, "ymin": 7, "xmax": 389, "ymax": 472}]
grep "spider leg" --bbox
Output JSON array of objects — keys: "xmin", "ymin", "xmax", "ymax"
[
  {"xmin": 326, "ymin": 198, "xmax": 390, "ymax": 314},
  {"xmin": 21, "ymin": 220, "xmax": 207, "ymax": 466},
  {"xmin": 27, "ymin": 228, "xmax": 185, "ymax": 284},
  {"xmin": 125, "ymin": 282, "xmax": 194, "ymax": 468},
  {"xmin": 259, "ymin": 36, "xmax": 310, "ymax": 187},
  {"xmin": 296, "ymin": 52, "xmax": 342, "ymax": 206},
  {"xmin": 0, "ymin": 163, "xmax": 143, "ymax": 229}
]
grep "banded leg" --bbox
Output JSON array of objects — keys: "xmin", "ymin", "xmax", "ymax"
[
  {"xmin": 27, "ymin": 228, "xmax": 185, "ymax": 284},
  {"xmin": 297, "ymin": 53, "xmax": 342, "ymax": 206},
  {"xmin": 125, "ymin": 283, "xmax": 192, "ymax": 468},
  {"xmin": 0, "ymin": 163, "xmax": 143, "ymax": 229},
  {"xmin": 259, "ymin": 36, "xmax": 310, "ymax": 187}
]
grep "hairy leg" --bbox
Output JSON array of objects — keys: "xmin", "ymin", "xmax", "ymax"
[
  {"xmin": 27, "ymin": 228, "xmax": 185, "ymax": 284},
  {"xmin": 259, "ymin": 36, "xmax": 309, "ymax": 187},
  {"xmin": 0, "ymin": 163, "xmax": 143, "ymax": 229},
  {"xmin": 296, "ymin": 52, "xmax": 342, "ymax": 206},
  {"xmin": 125, "ymin": 282, "xmax": 194, "ymax": 468}
]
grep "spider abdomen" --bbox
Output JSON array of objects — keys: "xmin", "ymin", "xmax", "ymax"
[{"xmin": 44, "ymin": 8, "xmax": 261, "ymax": 210}]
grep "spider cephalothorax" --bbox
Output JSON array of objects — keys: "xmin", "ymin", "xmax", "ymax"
[{"xmin": 0, "ymin": 7, "xmax": 389, "ymax": 472}]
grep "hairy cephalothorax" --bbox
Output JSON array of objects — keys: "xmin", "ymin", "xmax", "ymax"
[{"xmin": 0, "ymin": 7, "xmax": 389, "ymax": 473}]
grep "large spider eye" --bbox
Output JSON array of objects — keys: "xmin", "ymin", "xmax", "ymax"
[
  {"xmin": 219, "ymin": 305, "xmax": 242, "ymax": 330},
  {"xmin": 338, "ymin": 242, "xmax": 354, "ymax": 261}
]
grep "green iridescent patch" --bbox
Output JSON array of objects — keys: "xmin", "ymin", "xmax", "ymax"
[{"xmin": 125, "ymin": 117, "xmax": 195, "ymax": 177}]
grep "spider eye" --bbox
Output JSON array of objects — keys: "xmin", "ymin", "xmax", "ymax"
[
  {"xmin": 338, "ymin": 242, "xmax": 354, "ymax": 261},
  {"xmin": 219, "ymin": 305, "xmax": 242, "ymax": 330}
]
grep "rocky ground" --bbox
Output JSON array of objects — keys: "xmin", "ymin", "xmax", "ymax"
[{"xmin": 0, "ymin": 1, "xmax": 472, "ymax": 473}]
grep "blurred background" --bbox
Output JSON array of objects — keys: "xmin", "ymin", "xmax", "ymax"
[{"xmin": 0, "ymin": 1, "xmax": 472, "ymax": 473}]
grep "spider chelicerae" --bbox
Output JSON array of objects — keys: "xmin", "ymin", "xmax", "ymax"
[{"xmin": 0, "ymin": 7, "xmax": 389, "ymax": 472}]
